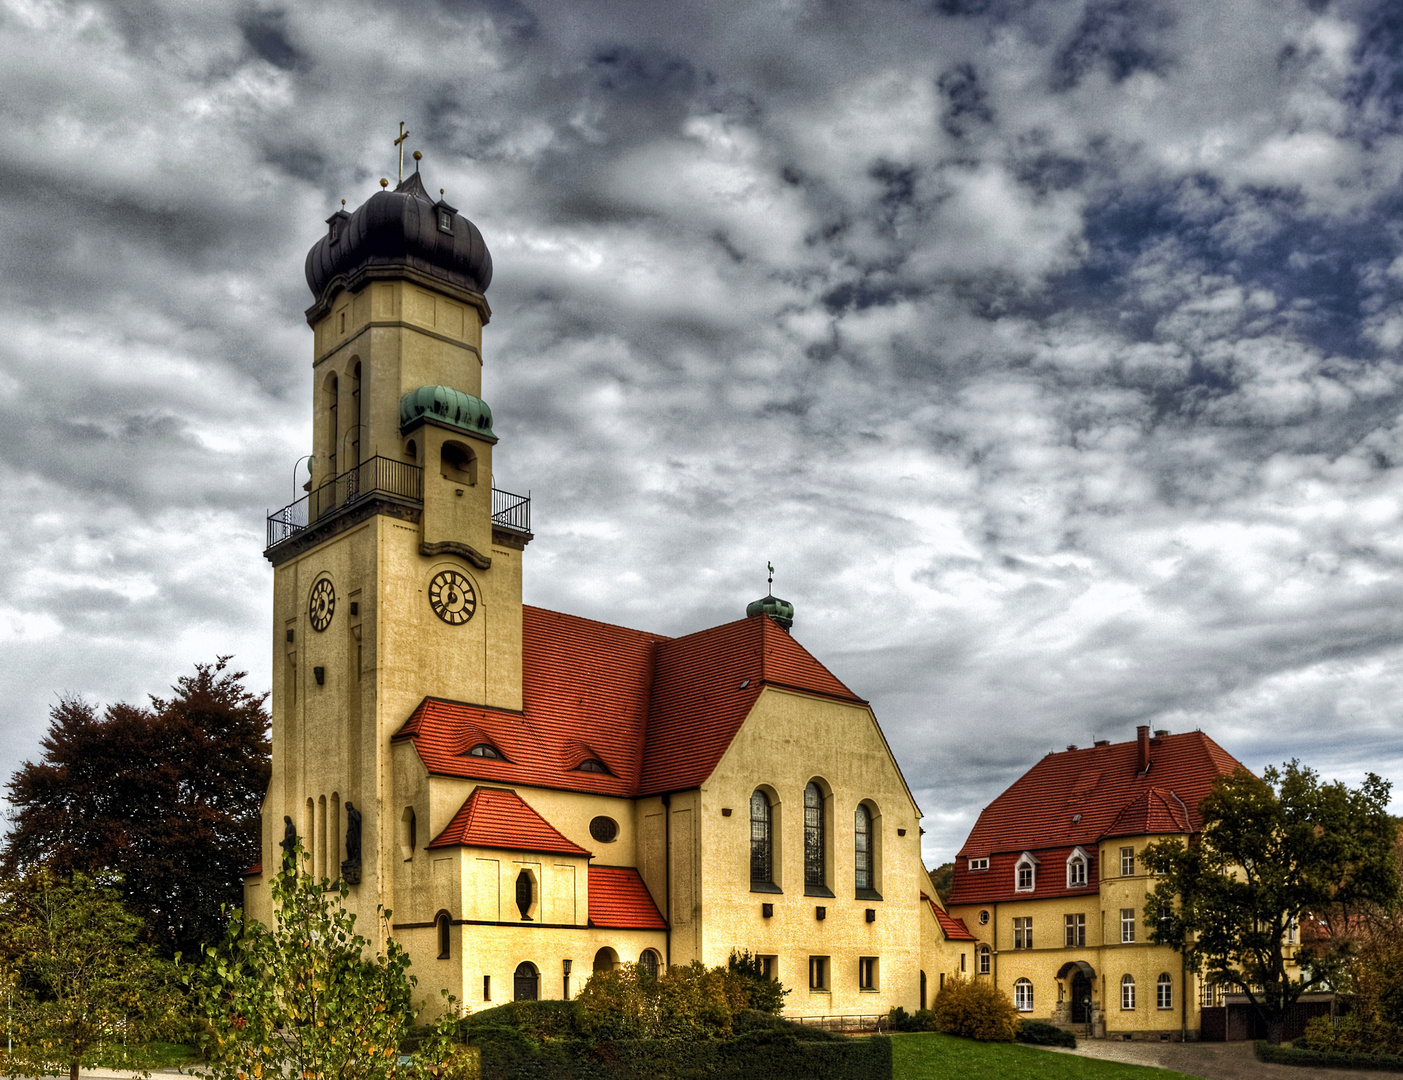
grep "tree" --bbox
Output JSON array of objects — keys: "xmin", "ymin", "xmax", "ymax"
[
  {"xmin": 0, "ymin": 870, "xmax": 183, "ymax": 1080},
  {"xmin": 193, "ymin": 848, "xmax": 461, "ymax": 1080},
  {"xmin": 1143, "ymin": 762, "xmax": 1398, "ymax": 1044},
  {"xmin": 2, "ymin": 658, "xmax": 270, "ymax": 958}
]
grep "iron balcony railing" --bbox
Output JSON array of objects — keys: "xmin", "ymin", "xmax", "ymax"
[
  {"xmin": 492, "ymin": 486, "xmax": 531, "ymax": 534},
  {"xmin": 267, "ymin": 456, "xmax": 423, "ymax": 549},
  {"xmin": 267, "ymin": 456, "xmax": 531, "ymax": 549}
]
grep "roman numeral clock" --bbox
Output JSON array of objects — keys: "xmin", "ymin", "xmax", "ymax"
[{"xmin": 428, "ymin": 569, "xmax": 477, "ymax": 625}]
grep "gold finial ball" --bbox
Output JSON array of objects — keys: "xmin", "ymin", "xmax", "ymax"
[
  {"xmin": 341, "ymin": 199, "xmax": 346, "ymax": 207},
  {"xmin": 440, "ymin": 188, "xmax": 445, "ymax": 196},
  {"xmin": 380, "ymin": 178, "xmax": 389, "ymax": 188},
  {"xmin": 413, "ymin": 150, "xmax": 422, "ymax": 161}
]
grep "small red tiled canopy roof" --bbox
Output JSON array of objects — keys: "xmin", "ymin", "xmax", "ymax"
[
  {"xmin": 947, "ymin": 730, "xmax": 1243, "ymax": 906},
  {"xmin": 588, "ymin": 866, "xmax": 667, "ymax": 930},
  {"xmin": 394, "ymin": 606, "xmax": 865, "ymax": 798},
  {"xmin": 924, "ymin": 893, "xmax": 976, "ymax": 941},
  {"xmin": 427, "ymin": 787, "xmax": 589, "ymax": 856},
  {"xmin": 244, "ymin": 860, "xmax": 262, "ymax": 877}
]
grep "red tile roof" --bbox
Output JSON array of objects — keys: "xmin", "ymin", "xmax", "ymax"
[
  {"xmin": 947, "ymin": 730, "xmax": 1243, "ymax": 906},
  {"xmin": 394, "ymin": 607, "xmax": 865, "ymax": 797},
  {"xmin": 588, "ymin": 866, "xmax": 667, "ymax": 929},
  {"xmin": 244, "ymin": 860, "xmax": 262, "ymax": 877},
  {"xmin": 427, "ymin": 786, "xmax": 590, "ymax": 856},
  {"xmin": 924, "ymin": 893, "xmax": 976, "ymax": 941}
]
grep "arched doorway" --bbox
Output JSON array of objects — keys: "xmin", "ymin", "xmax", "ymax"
[
  {"xmin": 1071, "ymin": 970, "xmax": 1092, "ymax": 1023},
  {"xmin": 513, "ymin": 961, "xmax": 539, "ymax": 1001},
  {"xmin": 593, "ymin": 947, "xmax": 619, "ymax": 974}
]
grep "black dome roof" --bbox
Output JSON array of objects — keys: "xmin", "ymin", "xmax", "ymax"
[{"xmin": 304, "ymin": 170, "xmax": 492, "ymax": 309}]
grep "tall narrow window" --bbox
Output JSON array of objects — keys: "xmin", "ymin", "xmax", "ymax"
[
  {"xmin": 1064, "ymin": 913, "xmax": 1086, "ymax": 947},
  {"xmin": 978, "ymin": 945, "xmax": 990, "ymax": 974},
  {"xmin": 349, "ymin": 362, "xmax": 362, "ymax": 471},
  {"xmin": 516, "ymin": 870, "xmax": 534, "ymax": 921},
  {"xmin": 1157, "ymin": 973, "xmax": 1172, "ymax": 1009},
  {"xmin": 854, "ymin": 804, "xmax": 873, "ymax": 892},
  {"xmin": 750, "ymin": 790, "xmax": 773, "ymax": 888},
  {"xmin": 1120, "ymin": 846, "xmax": 1135, "ymax": 876},
  {"xmin": 1013, "ymin": 916, "xmax": 1032, "ymax": 949},
  {"xmin": 1014, "ymin": 978, "xmax": 1033, "ymax": 1012},
  {"xmin": 436, "ymin": 912, "xmax": 450, "ymax": 959},
  {"xmin": 327, "ymin": 375, "xmax": 338, "ymax": 477},
  {"xmin": 1121, "ymin": 974, "xmax": 1136, "ymax": 1010},
  {"xmin": 1121, "ymin": 908, "xmax": 1136, "ymax": 943},
  {"xmin": 804, "ymin": 782, "xmax": 825, "ymax": 890}
]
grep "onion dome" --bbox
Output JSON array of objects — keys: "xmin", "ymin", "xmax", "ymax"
[
  {"xmin": 305, "ymin": 170, "xmax": 492, "ymax": 316},
  {"xmin": 746, "ymin": 593, "xmax": 795, "ymax": 629},
  {"xmin": 399, "ymin": 385, "xmax": 496, "ymax": 440}
]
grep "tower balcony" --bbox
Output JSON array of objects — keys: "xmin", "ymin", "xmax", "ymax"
[{"xmin": 265, "ymin": 455, "xmax": 530, "ymax": 563}]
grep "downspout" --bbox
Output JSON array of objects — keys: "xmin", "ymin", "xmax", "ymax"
[
  {"xmin": 662, "ymin": 793, "xmax": 672, "ymax": 969},
  {"xmin": 1181, "ymin": 947, "xmax": 1187, "ymax": 1041}
]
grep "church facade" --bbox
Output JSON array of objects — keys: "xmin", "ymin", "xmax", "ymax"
[{"xmin": 244, "ymin": 168, "xmax": 974, "ymax": 1017}]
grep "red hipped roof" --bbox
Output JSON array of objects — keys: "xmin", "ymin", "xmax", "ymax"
[
  {"xmin": 588, "ymin": 866, "xmax": 668, "ymax": 929},
  {"xmin": 427, "ymin": 786, "xmax": 590, "ymax": 856},
  {"xmin": 948, "ymin": 730, "xmax": 1243, "ymax": 906},
  {"xmin": 395, "ymin": 606, "xmax": 864, "ymax": 797}
]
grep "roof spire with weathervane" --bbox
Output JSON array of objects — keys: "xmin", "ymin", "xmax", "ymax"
[{"xmin": 746, "ymin": 560, "xmax": 795, "ymax": 629}]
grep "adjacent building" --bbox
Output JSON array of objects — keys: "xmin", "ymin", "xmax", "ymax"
[{"xmin": 945, "ymin": 726, "xmax": 1245, "ymax": 1039}]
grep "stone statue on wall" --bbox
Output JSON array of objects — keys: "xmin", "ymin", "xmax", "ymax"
[
  {"xmin": 280, "ymin": 816, "xmax": 297, "ymax": 870},
  {"xmin": 341, "ymin": 801, "xmax": 363, "ymax": 885}
]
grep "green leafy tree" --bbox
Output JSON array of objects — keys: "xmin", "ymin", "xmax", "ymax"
[
  {"xmin": 725, "ymin": 949, "xmax": 788, "ymax": 1015},
  {"xmin": 1144, "ymin": 762, "xmax": 1398, "ymax": 1044},
  {"xmin": 0, "ymin": 870, "xmax": 183, "ymax": 1080},
  {"xmin": 193, "ymin": 848, "xmax": 462, "ymax": 1080},
  {"xmin": 2, "ymin": 658, "xmax": 270, "ymax": 958}
]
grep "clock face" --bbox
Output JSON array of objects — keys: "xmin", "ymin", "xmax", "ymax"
[
  {"xmin": 428, "ymin": 569, "xmax": 477, "ymax": 625},
  {"xmin": 309, "ymin": 578, "xmax": 335, "ymax": 632}
]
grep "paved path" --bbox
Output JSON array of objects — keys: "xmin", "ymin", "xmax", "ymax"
[{"xmin": 1040, "ymin": 1039, "xmax": 1401, "ymax": 1080}]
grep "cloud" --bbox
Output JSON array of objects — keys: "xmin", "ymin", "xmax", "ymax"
[{"xmin": 3, "ymin": 0, "xmax": 1403, "ymax": 865}]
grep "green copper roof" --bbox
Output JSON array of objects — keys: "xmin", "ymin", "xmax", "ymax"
[
  {"xmin": 399, "ymin": 385, "xmax": 495, "ymax": 439},
  {"xmin": 746, "ymin": 594, "xmax": 794, "ymax": 629}
]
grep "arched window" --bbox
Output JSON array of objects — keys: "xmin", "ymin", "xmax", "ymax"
[
  {"xmin": 1066, "ymin": 847, "xmax": 1088, "ymax": 888},
  {"xmin": 1157, "ymin": 973, "xmax": 1173, "ymax": 1009},
  {"xmin": 854, "ymin": 804, "xmax": 873, "ymax": 892},
  {"xmin": 592, "ymin": 947, "xmax": 619, "ymax": 974},
  {"xmin": 436, "ymin": 912, "xmax": 450, "ymax": 959},
  {"xmin": 515, "ymin": 869, "xmax": 535, "ymax": 921},
  {"xmin": 441, "ymin": 440, "xmax": 477, "ymax": 485},
  {"xmin": 468, "ymin": 743, "xmax": 505, "ymax": 759},
  {"xmin": 920, "ymin": 971, "xmax": 927, "ymax": 1009},
  {"xmin": 1015, "ymin": 851, "xmax": 1038, "ymax": 892},
  {"xmin": 326, "ymin": 374, "xmax": 339, "ymax": 476},
  {"xmin": 750, "ymin": 790, "xmax": 773, "ymax": 888},
  {"xmin": 1014, "ymin": 978, "xmax": 1033, "ymax": 1012},
  {"xmin": 575, "ymin": 758, "xmax": 611, "ymax": 774},
  {"xmin": 1121, "ymin": 974, "xmax": 1136, "ymax": 1010},
  {"xmin": 401, "ymin": 807, "xmax": 416, "ymax": 860},
  {"xmin": 804, "ymin": 782, "xmax": 826, "ymax": 891},
  {"xmin": 513, "ymin": 961, "xmax": 539, "ymax": 1001},
  {"xmin": 639, "ymin": 949, "xmax": 660, "ymax": 978},
  {"xmin": 349, "ymin": 361, "xmax": 361, "ymax": 469},
  {"xmin": 978, "ymin": 945, "xmax": 991, "ymax": 975}
]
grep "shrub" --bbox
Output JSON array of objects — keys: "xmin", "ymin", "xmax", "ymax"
[
  {"xmin": 887, "ymin": 1007, "xmax": 935, "ymax": 1033},
  {"xmin": 725, "ymin": 949, "xmax": 788, "ymax": 1015},
  {"xmin": 1300, "ymin": 1012, "xmax": 1403, "ymax": 1056},
  {"xmin": 1255, "ymin": 1039, "xmax": 1403, "ymax": 1072},
  {"xmin": 930, "ymin": 976, "xmax": 1020, "ymax": 1042},
  {"xmin": 1017, "ymin": 1019, "xmax": 1076, "ymax": 1047}
]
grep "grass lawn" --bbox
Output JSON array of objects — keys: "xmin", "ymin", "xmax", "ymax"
[
  {"xmin": 893, "ymin": 1033, "xmax": 1203, "ymax": 1080},
  {"xmin": 94, "ymin": 1040, "xmax": 202, "ymax": 1070}
]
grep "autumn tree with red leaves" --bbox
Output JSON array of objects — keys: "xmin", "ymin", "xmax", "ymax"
[{"xmin": 1, "ymin": 658, "xmax": 270, "ymax": 958}]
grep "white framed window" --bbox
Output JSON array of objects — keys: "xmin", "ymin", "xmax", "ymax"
[
  {"xmin": 1014, "ymin": 978, "xmax": 1033, "ymax": 1012},
  {"xmin": 1157, "ymin": 973, "xmax": 1172, "ymax": 1010},
  {"xmin": 1121, "ymin": 974, "xmax": 1136, "ymax": 1010},
  {"xmin": 1287, "ymin": 917, "xmax": 1298, "ymax": 945},
  {"xmin": 1013, "ymin": 916, "xmax": 1032, "ymax": 949},
  {"xmin": 1064, "ymin": 913, "xmax": 1085, "ymax": 947},
  {"xmin": 1120, "ymin": 846, "xmax": 1135, "ymax": 876},
  {"xmin": 968, "ymin": 857, "xmax": 989, "ymax": 871},
  {"xmin": 1121, "ymin": 908, "xmax": 1136, "ymax": 943},
  {"xmin": 1015, "ymin": 851, "xmax": 1038, "ymax": 892},
  {"xmin": 1066, "ymin": 846, "xmax": 1089, "ymax": 888},
  {"xmin": 978, "ymin": 945, "xmax": 990, "ymax": 974}
]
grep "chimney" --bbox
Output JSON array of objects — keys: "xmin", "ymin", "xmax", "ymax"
[{"xmin": 1137, "ymin": 725, "xmax": 1150, "ymax": 773}]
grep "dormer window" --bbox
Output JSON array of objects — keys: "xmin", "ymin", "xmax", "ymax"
[
  {"xmin": 437, "ymin": 208, "xmax": 453, "ymax": 234},
  {"xmin": 968, "ymin": 857, "xmax": 989, "ymax": 872},
  {"xmin": 1066, "ymin": 846, "xmax": 1090, "ymax": 888},
  {"xmin": 576, "ymin": 758, "xmax": 612, "ymax": 775},
  {"xmin": 1015, "ymin": 851, "xmax": 1039, "ymax": 892},
  {"xmin": 468, "ymin": 743, "xmax": 505, "ymax": 760}
]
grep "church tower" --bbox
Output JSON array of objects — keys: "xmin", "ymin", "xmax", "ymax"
[{"xmin": 249, "ymin": 164, "xmax": 530, "ymax": 937}]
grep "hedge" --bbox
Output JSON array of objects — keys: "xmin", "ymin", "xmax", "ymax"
[
  {"xmin": 1254, "ymin": 1040, "xmax": 1403, "ymax": 1072},
  {"xmin": 467, "ymin": 1023, "xmax": 891, "ymax": 1080},
  {"xmin": 1016, "ymin": 1020, "xmax": 1076, "ymax": 1048}
]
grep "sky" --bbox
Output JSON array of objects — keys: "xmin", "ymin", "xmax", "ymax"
[{"xmin": 4, "ymin": 0, "xmax": 1403, "ymax": 865}]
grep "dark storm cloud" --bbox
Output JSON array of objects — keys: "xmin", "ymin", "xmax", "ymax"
[{"xmin": 4, "ymin": 0, "xmax": 1403, "ymax": 862}]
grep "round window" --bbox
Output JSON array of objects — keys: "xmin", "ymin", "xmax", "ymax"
[
  {"xmin": 979, "ymin": 910, "xmax": 990, "ymax": 925},
  {"xmin": 589, "ymin": 816, "xmax": 619, "ymax": 843}
]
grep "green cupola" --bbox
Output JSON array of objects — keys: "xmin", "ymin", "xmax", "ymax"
[
  {"xmin": 746, "ymin": 593, "xmax": 794, "ymax": 629},
  {"xmin": 399, "ymin": 385, "xmax": 496, "ymax": 440}
]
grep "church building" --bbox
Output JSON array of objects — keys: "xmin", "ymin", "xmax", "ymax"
[{"xmin": 243, "ymin": 164, "xmax": 973, "ymax": 1017}]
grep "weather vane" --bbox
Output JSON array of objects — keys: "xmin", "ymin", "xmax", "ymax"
[
  {"xmin": 767, "ymin": 561, "xmax": 774, "ymax": 591},
  {"xmin": 394, "ymin": 121, "xmax": 411, "ymax": 185}
]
